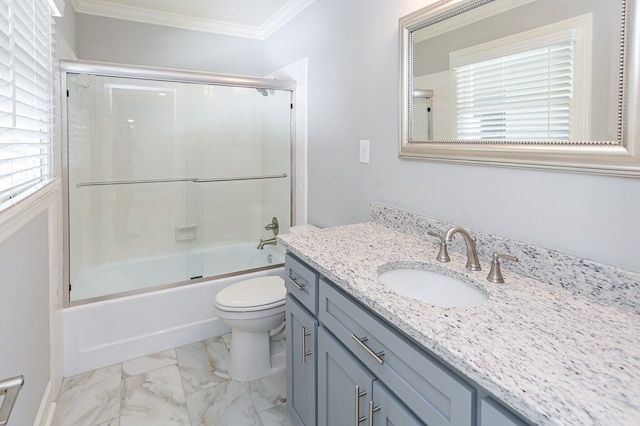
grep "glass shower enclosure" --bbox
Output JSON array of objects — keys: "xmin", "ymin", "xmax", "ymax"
[{"xmin": 62, "ymin": 61, "xmax": 295, "ymax": 305}]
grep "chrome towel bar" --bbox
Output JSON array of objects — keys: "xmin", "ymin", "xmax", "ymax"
[{"xmin": 0, "ymin": 375, "xmax": 24, "ymax": 426}]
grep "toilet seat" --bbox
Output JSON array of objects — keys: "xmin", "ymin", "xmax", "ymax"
[{"xmin": 215, "ymin": 276, "xmax": 285, "ymax": 312}]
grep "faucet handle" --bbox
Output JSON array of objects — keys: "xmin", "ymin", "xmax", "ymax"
[
  {"xmin": 487, "ymin": 252, "xmax": 519, "ymax": 283},
  {"xmin": 264, "ymin": 217, "xmax": 279, "ymax": 235},
  {"xmin": 427, "ymin": 231, "xmax": 450, "ymax": 263}
]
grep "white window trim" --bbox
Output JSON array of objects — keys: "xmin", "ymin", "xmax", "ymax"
[
  {"xmin": 448, "ymin": 13, "xmax": 592, "ymax": 141},
  {"xmin": 48, "ymin": 0, "xmax": 64, "ymax": 16},
  {"xmin": 0, "ymin": 179, "xmax": 58, "ymax": 245}
]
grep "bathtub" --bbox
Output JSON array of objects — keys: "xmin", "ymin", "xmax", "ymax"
[
  {"xmin": 71, "ymin": 243, "xmax": 283, "ymax": 301},
  {"xmin": 63, "ymin": 244, "xmax": 284, "ymax": 376}
]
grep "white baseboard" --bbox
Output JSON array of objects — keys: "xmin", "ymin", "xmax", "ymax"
[{"xmin": 33, "ymin": 380, "xmax": 56, "ymax": 426}]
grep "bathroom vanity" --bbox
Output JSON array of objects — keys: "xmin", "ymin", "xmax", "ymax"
[
  {"xmin": 280, "ymin": 204, "xmax": 640, "ymax": 426},
  {"xmin": 285, "ymin": 252, "xmax": 526, "ymax": 426}
]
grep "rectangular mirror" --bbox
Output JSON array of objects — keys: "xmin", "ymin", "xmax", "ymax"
[{"xmin": 399, "ymin": 0, "xmax": 640, "ymax": 177}]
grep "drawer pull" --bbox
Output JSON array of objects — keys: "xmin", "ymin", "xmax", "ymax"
[
  {"xmin": 368, "ymin": 400, "xmax": 381, "ymax": 426},
  {"xmin": 354, "ymin": 385, "xmax": 367, "ymax": 425},
  {"xmin": 351, "ymin": 334, "xmax": 385, "ymax": 365},
  {"xmin": 302, "ymin": 326, "xmax": 313, "ymax": 364},
  {"xmin": 286, "ymin": 275, "xmax": 305, "ymax": 290}
]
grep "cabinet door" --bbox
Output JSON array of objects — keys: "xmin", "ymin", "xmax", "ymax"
[
  {"xmin": 371, "ymin": 381, "xmax": 425, "ymax": 426},
  {"xmin": 318, "ymin": 328, "xmax": 375, "ymax": 426},
  {"xmin": 286, "ymin": 295, "xmax": 318, "ymax": 426}
]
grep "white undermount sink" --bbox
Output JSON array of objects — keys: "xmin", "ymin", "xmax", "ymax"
[{"xmin": 379, "ymin": 268, "xmax": 488, "ymax": 308}]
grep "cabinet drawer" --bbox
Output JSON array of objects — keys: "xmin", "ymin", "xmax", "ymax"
[
  {"xmin": 319, "ymin": 278, "xmax": 475, "ymax": 426},
  {"xmin": 285, "ymin": 254, "xmax": 319, "ymax": 314},
  {"xmin": 373, "ymin": 381, "xmax": 424, "ymax": 425},
  {"xmin": 480, "ymin": 398, "xmax": 528, "ymax": 426}
]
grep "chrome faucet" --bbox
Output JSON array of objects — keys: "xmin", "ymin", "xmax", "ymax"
[
  {"xmin": 257, "ymin": 237, "xmax": 277, "ymax": 250},
  {"xmin": 440, "ymin": 226, "xmax": 482, "ymax": 271}
]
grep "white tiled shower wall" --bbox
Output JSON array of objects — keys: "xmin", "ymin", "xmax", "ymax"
[
  {"xmin": 67, "ymin": 78, "xmax": 291, "ymax": 283},
  {"xmin": 414, "ymin": 71, "xmax": 453, "ymax": 140}
]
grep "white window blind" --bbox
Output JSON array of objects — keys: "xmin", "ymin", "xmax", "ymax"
[
  {"xmin": 0, "ymin": 0, "xmax": 53, "ymax": 211},
  {"xmin": 455, "ymin": 41, "xmax": 575, "ymax": 141}
]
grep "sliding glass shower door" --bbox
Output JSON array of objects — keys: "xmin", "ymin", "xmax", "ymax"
[{"xmin": 65, "ymin": 69, "xmax": 293, "ymax": 303}]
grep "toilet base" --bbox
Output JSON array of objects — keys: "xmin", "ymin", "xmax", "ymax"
[{"xmin": 228, "ymin": 329, "xmax": 286, "ymax": 382}]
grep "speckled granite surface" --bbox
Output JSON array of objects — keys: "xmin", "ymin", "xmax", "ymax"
[
  {"xmin": 279, "ymin": 206, "xmax": 640, "ymax": 426},
  {"xmin": 371, "ymin": 203, "xmax": 640, "ymax": 313}
]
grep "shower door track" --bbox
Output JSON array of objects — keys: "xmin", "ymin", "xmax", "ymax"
[{"xmin": 75, "ymin": 173, "xmax": 288, "ymax": 188}]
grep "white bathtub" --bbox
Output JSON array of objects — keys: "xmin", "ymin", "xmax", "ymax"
[{"xmin": 63, "ymin": 244, "xmax": 284, "ymax": 376}]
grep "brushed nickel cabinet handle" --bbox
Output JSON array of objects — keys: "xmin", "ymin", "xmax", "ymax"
[
  {"xmin": 354, "ymin": 385, "xmax": 367, "ymax": 425},
  {"xmin": 351, "ymin": 334, "xmax": 385, "ymax": 365},
  {"xmin": 368, "ymin": 400, "xmax": 381, "ymax": 426},
  {"xmin": 286, "ymin": 275, "xmax": 305, "ymax": 290},
  {"xmin": 302, "ymin": 326, "xmax": 312, "ymax": 364}
]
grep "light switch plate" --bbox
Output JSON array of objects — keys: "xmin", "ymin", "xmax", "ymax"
[{"xmin": 359, "ymin": 139, "xmax": 370, "ymax": 164}]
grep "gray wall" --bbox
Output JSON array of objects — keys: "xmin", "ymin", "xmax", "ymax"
[
  {"xmin": 263, "ymin": 0, "xmax": 640, "ymax": 272},
  {"xmin": 76, "ymin": 14, "xmax": 265, "ymax": 75},
  {"xmin": 413, "ymin": 0, "xmax": 618, "ymax": 75},
  {"xmin": 0, "ymin": 212, "xmax": 50, "ymax": 425},
  {"xmin": 73, "ymin": 0, "xmax": 640, "ymax": 272},
  {"xmin": 54, "ymin": 4, "xmax": 77, "ymax": 52}
]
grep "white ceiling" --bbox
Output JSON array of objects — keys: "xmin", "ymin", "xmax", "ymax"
[{"xmin": 70, "ymin": 0, "xmax": 315, "ymax": 39}]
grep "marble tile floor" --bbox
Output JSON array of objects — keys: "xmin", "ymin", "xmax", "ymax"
[{"xmin": 52, "ymin": 334, "xmax": 295, "ymax": 426}]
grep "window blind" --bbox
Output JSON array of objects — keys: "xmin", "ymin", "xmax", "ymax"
[
  {"xmin": 455, "ymin": 41, "xmax": 574, "ymax": 141},
  {"xmin": 0, "ymin": 0, "xmax": 53, "ymax": 211}
]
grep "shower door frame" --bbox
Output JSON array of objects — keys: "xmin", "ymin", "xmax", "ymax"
[{"xmin": 60, "ymin": 59, "xmax": 297, "ymax": 307}]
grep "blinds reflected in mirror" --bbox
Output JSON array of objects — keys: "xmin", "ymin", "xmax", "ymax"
[{"xmin": 454, "ymin": 41, "xmax": 575, "ymax": 141}]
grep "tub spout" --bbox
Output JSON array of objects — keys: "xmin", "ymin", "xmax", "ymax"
[{"xmin": 257, "ymin": 237, "xmax": 277, "ymax": 250}]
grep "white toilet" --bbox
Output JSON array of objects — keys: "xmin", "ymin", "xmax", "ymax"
[{"xmin": 214, "ymin": 275, "xmax": 286, "ymax": 382}]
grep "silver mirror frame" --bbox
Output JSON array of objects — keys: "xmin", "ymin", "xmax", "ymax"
[{"xmin": 399, "ymin": 0, "xmax": 640, "ymax": 178}]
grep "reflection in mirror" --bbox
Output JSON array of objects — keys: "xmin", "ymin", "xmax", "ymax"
[
  {"xmin": 412, "ymin": 89, "xmax": 433, "ymax": 140},
  {"xmin": 399, "ymin": 0, "xmax": 640, "ymax": 177}
]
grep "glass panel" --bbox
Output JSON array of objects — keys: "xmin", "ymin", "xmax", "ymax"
[
  {"xmin": 67, "ymin": 74, "xmax": 291, "ymax": 302},
  {"xmin": 183, "ymin": 85, "xmax": 291, "ymax": 280}
]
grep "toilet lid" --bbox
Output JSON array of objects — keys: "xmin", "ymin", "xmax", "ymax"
[{"xmin": 215, "ymin": 276, "xmax": 285, "ymax": 311}]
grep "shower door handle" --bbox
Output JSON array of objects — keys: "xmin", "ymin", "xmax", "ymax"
[{"xmin": 0, "ymin": 375, "xmax": 24, "ymax": 426}]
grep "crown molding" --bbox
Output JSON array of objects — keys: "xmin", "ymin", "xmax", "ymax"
[
  {"xmin": 70, "ymin": 0, "xmax": 314, "ymax": 40},
  {"xmin": 261, "ymin": 0, "xmax": 315, "ymax": 38}
]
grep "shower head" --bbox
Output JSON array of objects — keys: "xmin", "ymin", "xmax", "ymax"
[{"xmin": 256, "ymin": 88, "xmax": 269, "ymax": 97}]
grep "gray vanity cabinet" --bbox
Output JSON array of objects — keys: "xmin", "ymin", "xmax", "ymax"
[
  {"xmin": 284, "ymin": 254, "xmax": 318, "ymax": 313},
  {"xmin": 317, "ymin": 327, "xmax": 375, "ymax": 425},
  {"xmin": 318, "ymin": 327, "xmax": 423, "ymax": 426},
  {"xmin": 319, "ymin": 278, "xmax": 474, "ymax": 426},
  {"xmin": 285, "ymin": 254, "xmax": 319, "ymax": 426},
  {"xmin": 373, "ymin": 381, "xmax": 425, "ymax": 425},
  {"xmin": 285, "ymin": 253, "xmax": 529, "ymax": 426}
]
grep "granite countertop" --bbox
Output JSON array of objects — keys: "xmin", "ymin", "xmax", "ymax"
[{"xmin": 279, "ymin": 222, "xmax": 640, "ymax": 426}]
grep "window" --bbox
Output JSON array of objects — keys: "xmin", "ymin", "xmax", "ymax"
[{"xmin": 0, "ymin": 0, "xmax": 53, "ymax": 211}]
